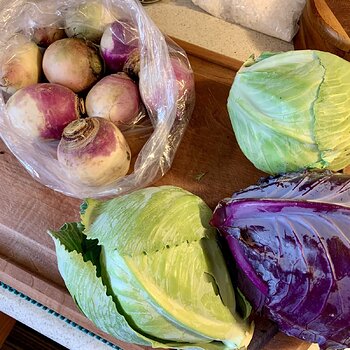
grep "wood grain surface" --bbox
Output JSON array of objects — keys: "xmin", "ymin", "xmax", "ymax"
[
  {"xmin": 0, "ymin": 43, "xmax": 309, "ymax": 350},
  {"xmin": 0, "ymin": 312, "xmax": 16, "ymax": 347},
  {"xmin": 294, "ymin": 0, "xmax": 350, "ymax": 60},
  {"xmin": 3, "ymin": 319, "xmax": 66, "ymax": 350}
]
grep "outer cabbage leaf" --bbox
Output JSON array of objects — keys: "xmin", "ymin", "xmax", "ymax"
[
  {"xmin": 314, "ymin": 51, "xmax": 350, "ymax": 170},
  {"xmin": 211, "ymin": 171, "xmax": 350, "ymax": 349},
  {"xmin": 228, "ymin": 50, "xmax": 350, "ymax": 174},
  {"xmin": 48, "ymin": 223, "xmax": 152, "ymax": 346}
]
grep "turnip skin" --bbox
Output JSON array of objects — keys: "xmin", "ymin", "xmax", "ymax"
[
  {"xmin": 43, "ymin": 38, "xmax": 103, "ymax": 93},
  {"xmin": 0, "ymin": 35, "xmax": 42, "ymax": 95},
  {"xmin": 64, "ymin": 2, "xmax": 115, "ymax": 43},
  {"xmin": 57, "ymin": 117, "xmax": 131, "ymax": 186},
  {"xmin": 100, "ymin": 21, "xmax": 138, "ymax": 73},
  {"xmin": 85, "ymin": 73, "xmax": 140, "ymax": 126},
  {"xmin": 6, "ymin": 83, "xmax": 81, "ymax": 140},
  {"xmin": 143, "ymin": 56, "xmax": 195, "ymax": 113},
  {"xmin": 32, "ymin": 27, "xmax": 67, "ymax": 47}
]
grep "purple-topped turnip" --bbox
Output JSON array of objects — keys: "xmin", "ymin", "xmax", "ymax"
[
  {"xmin": 171, "ymin": 56, "xmax": 195, "ymax": 101},
  {"xmin": 64, "ymin": 2, "xmax": 114, "ymax": 43},
  {"xmin": 85, "ymin": 73, "xmax": 140, "ymax": 126},
  {"xmin": 43, "ymin": 38, "xmax": 103, "ymax": 93},
  {"xmin": 143, "ymin": 56, "xmax": 194, "ymax": 113},
  {"xmin": 100, "ymin": 21, "xmax": 138, "ymax": 73},
  {"xmin": 0, "ymin": 34, "xmax": 42, "ymax": 94},
  {"xmin": 6, "ymin": 83, "xmax": 82, "ymax": 140},
  {"xmin": 32, "ymin": 27, "xmax": 67, "ymax": 47},
  {"xmin": 57, "ymin": 117, "xmax": 131, "ymax": 186}
]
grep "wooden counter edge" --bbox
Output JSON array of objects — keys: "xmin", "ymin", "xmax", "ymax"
[{"xmin": 170, "ymin": 37, "xmax": 244, "ymax": 71}]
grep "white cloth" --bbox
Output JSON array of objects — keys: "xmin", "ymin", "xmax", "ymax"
[{"xmin": 191, "ymin": 0, "xmax": 306, "ymax": 42}]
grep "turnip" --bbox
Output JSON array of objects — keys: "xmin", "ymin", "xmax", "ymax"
[
  {"xmin": 32, "ymin": 27, "xmax": 67, "ymax": 47},
  {"xmin": 123, "ymin": 48, "xmax": 140, "ymax": 81},
  {"xmin": 143, "ymin": 56, "xmax": 195, "ymax": 113},
  {"xmin": 6, "ymin": 83, "xmax": 82, "ymax": 140},
  {"xmin": 100, "ymin": 21, "xmax": 138, "ymax": 73},
  {"xmin": 85, "ymin": 73, "xmax": 140, "ymax": 126},
  {"xmin": 57, "ymin": 117, "xmax": 131, "ymax": 186},
  {"xmin": 0, "ymin": 34, "xmax": 42, "ymax": 94},
  {"xmin": 64, "ymin": 2, "xmax": 115, "ymax": 43},
  {"xmin": 21, "ymin": 1, "xmax": 66, "ymax": 47},
  {"xmin": 171, "ymin": 56, "xmax": 195, "ymax": 102},
  {"xmin": 43, "ymin": 38, "xmax": 103, "ymax": 93}
]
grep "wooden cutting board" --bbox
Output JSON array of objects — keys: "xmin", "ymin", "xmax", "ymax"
[
  {"xmin": 0, "ymin": 39, "xmax": 312, "ymax": 350},
  {"xmin": 294, "ymin": 0, "xmax": 350, "ymax": 60}
]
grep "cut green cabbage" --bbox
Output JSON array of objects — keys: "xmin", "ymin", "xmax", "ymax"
[
  {"xmin": 228, "ymin": 50, "xmax": 350, "ymax": 174},
  {"xmin": 49, "ymin": 186, "xmax": 253, "ymax": 350}
]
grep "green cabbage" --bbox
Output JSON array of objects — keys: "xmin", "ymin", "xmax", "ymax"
[
  {"xmin": 49, "ymin": 186, "xmax": 253, "ymax": 350},
  {"xmin": 228, "ymin": 50, "xmax": 350, "ymax": 174}
]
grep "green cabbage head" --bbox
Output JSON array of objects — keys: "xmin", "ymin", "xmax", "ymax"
[
  {"xmin": 228, "ymin": 50, "xmax": 350, "ymax": 174},
  {"xmin": 49, "ymin": 186, "xmax": 253, "ymax": 350}
]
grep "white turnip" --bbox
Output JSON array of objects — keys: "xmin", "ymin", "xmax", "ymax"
[
  {"xmin": 57, "ymin": 117, "xmax": 131, "ymax": 186},
  {"xmin": 43, "ymin": 38, "xmax": 103, "ymax": 93},
  {"xmin": 65, "ymin": 2, "xmax": 115, "ymax": 43},
  {"xmin": 100, "ymin": 21, "xmax": 138, "ymax": 73},
  {"xmin": 32, "ymin": 27, "xmax": 67, "ymax": 47},
  {"xmin": 0, "ymin": 34, "xmax": 42, "ymax": 94},
  {"xmin": 123, "ymin": 48, "xmax": 140, "ymax": 81},
  {"xmin": 85, "ymin": 73, "xmax": 140, "ymax": 126},
  {"xmin": 6, "ymin": 83, "xmax": 82, "ymax": 140}
]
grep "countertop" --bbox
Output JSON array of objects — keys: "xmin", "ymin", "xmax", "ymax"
[
  {"xmin": 0, "ymin": 1, "xmax": 298, "ymax": 350},
  {"xmin": 144, "ymin": 0, "xmax": 294, "ymax": 61}
]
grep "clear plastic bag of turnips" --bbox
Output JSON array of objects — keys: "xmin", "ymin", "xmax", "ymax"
[{"xmin": 0, "ymin": 0, "xmax": 195, "ymax": 198}]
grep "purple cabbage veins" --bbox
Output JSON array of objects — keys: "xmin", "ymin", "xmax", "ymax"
[{"xmin": 211, "ymin": 171, "xmax": 350, "ymax": 349}]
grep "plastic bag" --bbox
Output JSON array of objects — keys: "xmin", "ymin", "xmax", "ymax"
[
  {"xmin": 191, "ymin": 0, "xmax": 306, "ymax": 42},
  {"xmin": 0, "ymin": 0, "xmax": 195, "ymax": 198}
]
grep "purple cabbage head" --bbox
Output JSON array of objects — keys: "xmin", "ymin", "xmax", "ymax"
[{"xmin": 211, "ymin": 171, "xmax": 350, "ymax": 349}]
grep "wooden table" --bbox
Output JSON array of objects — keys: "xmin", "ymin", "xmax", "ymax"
[{"xmin": 0, "ymin": 39, "xmax": 312, "ymax": 350}]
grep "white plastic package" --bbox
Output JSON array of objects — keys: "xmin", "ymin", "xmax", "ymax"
[
  {"xmin": 0, "ymin": 0, "xmax": 195, "ymax": 198},
  {"xmin": 192, "ymin": 0, "xmax": 306, "ymax": 42}
]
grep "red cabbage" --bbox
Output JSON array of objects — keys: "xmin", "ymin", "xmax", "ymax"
[{"xmin": 211, "ymin": 171, "xmax": 350, "ymax": 349}]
